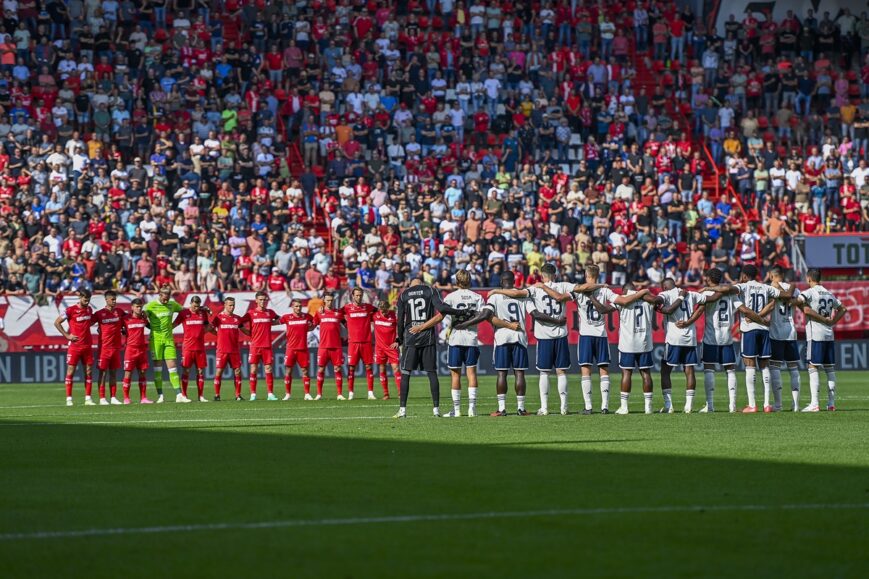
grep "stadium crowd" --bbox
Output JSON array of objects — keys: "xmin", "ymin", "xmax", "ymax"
[{"xmin": 1, "ymin": 0, "xmax": 869, "ymax": 301}]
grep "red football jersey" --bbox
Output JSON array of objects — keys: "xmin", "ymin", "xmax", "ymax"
[
  {"xmin": 314, "ymin": 308, "xmax": 344, "ymax": 349},
  {"xmin": 63, "ymin": 304, "xmax": 94, "ymax": 348},
  {"xmin": 175, "ymin": 308, "xmax": 211, "ymax": 352},
  {"xmin": 123, "ymin": 313, "xmax": 149, "ymax": 352},
  {"xmin": 281, "ymin": 313, "xmax": 314, "ymax": 350},
  {"xmin": 211, "ymin": 311, "xmax": 250, "ymax": 354},
  {"xmin": 94, "ymin": 307, "xmax": 126, "ymax": 351},
  {"xmin": 248, "ymin": 307, "xmax": 280, "ymax": 348},
  {"xmin": 373, "ymin": 311, "xmax": 397, "ymax": 347},
  {"xmin": 342, "ymin": 303, "xmax": 376, "ymax": 343}
]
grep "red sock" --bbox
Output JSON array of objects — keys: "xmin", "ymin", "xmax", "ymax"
[
  {"xmin": 250, "ymin": 375, "xmax": 257, "ymax": 395},
  {"xmin": 380, "ymin": 372, "xmax": 389, "ymax": 396},
  {"xmin": 98, "ymin": 380, "xmax": 106, "ymax": 399},
  {"xmin": 139, "ymin": 379, "xmax": 147, "ymax": 399},
  {"xmin": 266, "ymin": 372, "xmax": 274, "ymax": 394},
  {"xmin": 85, "ymin": 376, "xmax": 93, "ymax": 397},
  {"xmin": 196, "ymin": 374, "xmax": 205, "ymax": 398},
  {"xmin": 109, "ymin": 381, "xmax": 117, "ymax": 398},
  {"xmin": 335, "ymin": 371, "xmax": 343, "ymax": 396},
  {"xmin": 348, "ymin": 371, "xmax": 355, "ymax": 393},
  {"xmin": 303, "ymin": 375, "xmax": 311, "ymax": 394},
  {"xmin": 214, "ymin": 366, "xmax": 223, "ymax": 397},
  {"xmin": 317, "ymin": 372, "xmax": 325, "ymax": 396},
  {"xmin": 181, "ymin": 372, "xmax": 189, "ymax": 397},
  {"xmin": 234, "ymin": 374, "xmax": 242, "ymax": 397},
  {"xmin": 123, "ymin": 378, "xmax": 131, "ymax": 399},
  {"xmin": 286, "ymin": 375, "xmax": 293, "ymax": 395},
  {"xmin": 366, "ymin": 368, "xmax": 374, "ymax": 392},
  {"xmin": 394, "ymin": 371, "xmax": 402, "ymax": 396},
  {"xmin": 65, "ymin": 376, "xmax": 73, "ymax": 397}
]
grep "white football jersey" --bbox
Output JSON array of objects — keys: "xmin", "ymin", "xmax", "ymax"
[
  {"xmin": 736, "ymin": 281, "xmax": 780, "ymax": 332},
  {"xmin": 613, "ymin": 292, "xmax": 655, "ymax": 353},
  {"xmin": 444, "ymin": 288, "xmax": 486, "ymax": 346},
  {"xmin": 660, "ymin": 288, "xmax": 707, "ymax": 346},
  {"xmin": 798, "ymin": 284, "xmax": 841, "ymax": 342},
  {"xmin": 701, "ymin": 291, "xmax": 742, "ymax": 346},
  {"xmin": 574, "ymin": 287, "xmax": 618, "ymax": 337},
  {"xmin": 526, "ymin": 282, "xmax": 575, "ymax": 340},
  {"xmin": 769, "ymin": 282, "xmax": 800, "ymax": 341},
  {"xmin": 483, "ymin": 293, "xmax": 527, "ymax": 347}
]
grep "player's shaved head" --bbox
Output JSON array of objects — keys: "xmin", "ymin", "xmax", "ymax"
[
  {"xmin": 409, "ymin": 278, "xmax": 422, "ymax": 287},
  {"xmin": 455, "ymin": 269, "xmax": 471, "ymax": 288},
  {"xmin": 500, "ymin": 270, "xmax": 515, "ymax": 289},
  {"xmin": 661, "ymin": 278, "xmax": 676, "ymax": 291}
]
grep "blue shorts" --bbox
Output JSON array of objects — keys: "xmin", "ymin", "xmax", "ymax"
[
  {"xmin": 665, "ymin": 344, "xmax": 698, "ymax": 367},
  {"xmin": 536, "ymin": 337, "xmax": 571, "ymax": 371},
  {"xmin": 448, "ymin": 345, "xmax": 480, "ymax": 369},
  {"xmin": 578, "ymin": 335, "xmax": 610, "ymax": 366},
  {"xmin": 494, "ymin": 343, "xmax": 529, "ymax": 371},
  {"xmin": 702, "ymin": 343, "xmax": 737, "ymax": 366},
  {"xmin": 808, "ymin": 341, "xmax": 835, "ymax": 366},
  {"xmin": 619, "ymin": 351, "xmax": 653, "ymax": 370},
  {"xmin": 741, "ymin": 329, "xmax": 772, "ymax": 359},
  {"xmin": 771, "ymin": 340, "xmax": 800, "ymax": 363}
]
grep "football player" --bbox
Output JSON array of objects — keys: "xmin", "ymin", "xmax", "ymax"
[
  {"xmin": 658, "ymin": 278, "xmax": 708, "ymax": 413},
  {"xmin": 54, "ymin": 289, "xmax": 95, "ymax": 406}
]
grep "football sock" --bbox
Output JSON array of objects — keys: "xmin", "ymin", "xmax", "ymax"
[
  {"xmin": 825, "ymin": 369, "xmax": 837, "ymax": 407},
  {"xmin": 302, "ymin": 375, "xmax": 311, "ymax": 394},
  {"xmin": 662, "ymin": 388, "xmax": 672, "ymax": 409},
  {"xmin": 745, "ymin": 367, "xmax": 757, "ymax": 408},
  {"xmin": 84, "ymin": 375, "xmax": 93, "ymax": 397},
  {"xmin": 761, "ymin": 367, "xmax": 771, "ymax": 407},
  {"xmin": 266, "ymin": 371, "xmax": 274, "ymax": 395},
  {"xmin": 154, "ymin": 372, "xmax": 163, "ymax": 395},
  {"xmin": 64, "ymin": 375, "xmax": 73, "ymax": 397},
  {"xmin": 685, "ymin": 388, "xmax": 695, "ymax": 412},
  {"xmin": 366, "ymin": 368, "xmax": 374, "ymax": 392},
  {"xmin": 213, "ymin": 371, "xmax": 222, "ymax": 398},
  {"xmin": 233, "ymin": 374, "xmax": 242, "ymax": 397},
  {"xmin": 348, "ymin": 371, "xmax": 355, "ymax": 393},
  {"xmin": 581, "ymin": 376, "xmax": 592, "ymax": 410},
  {"xmin": 703, "ymin": 370, "xmax": 715, "ymax": 409},
  {"xmin": 726, "ymin": 369, "xmax": 737, "ymax": 410},
  {"xmin": 197, "ymin": 374, "xmax": 205, "ymax": 397},
  {"xmin": 643, "ymin": 392, "xmax": 653, "ymax": 413},
  {"xmin": 139, "ymin": 379, "xmax": 147, "ymax": 398},
  {"xmin": 122, "ymin": 377, "xmax": 131, "ymax": 399},
  {"xmin": 516, "ymin": 395, "xmax": 526, "ymax": 411},
  {"xmin": 393, "ymin": 370, "xmax": 401, "ymax": 397},
  {"xmin": 452, "ymin": 389, "xmax": 461, "ymax": 415},
  {"xmin": 99, "ymin": 381, "xmax": 106, "ymax": 400},
  {"xmin": 468, "ymin": 387, "xmax": 478, "ymax": 413},
  {"xmin": 808, "ymin": 367, "xmax": 820, "ymax": 407},
  {"xmin": 399, "ymin": 370, "xmax": 411, "ymax": 408},
  {"xmin": 789, "ymin": 367, "xmax": 801, "ymax": 409},
  {"xmin": 557, "ymin": 374, "xmax": 568, "ymax": 412},
  {"xmin": 599, "ymin": 376, "xmax": 610, "ymax": 411},
  {"xmin": 109, "ymin": 380, "xmax": 117, "ymax": 398},
  {"xmin": 250, "ymin": 375, "xmax": 258, "ymax": 396},
  {"xmin": 181, "ymin": 372, "xmax": 189, "ymax": 397},
  {"xmin": 316, "ymin": 371, "xmax": 325, "ymax": 396},
  {"xmin": 770, "ymin": 366, "xmax": 782, "ymax": 403},
  {"xmin": 538, "ymin": 372, "xmax": 550, "ymax": 412},
  {"xmin": 168, "ymin": 367, "xmax": 181, "ymax": 394},
  {"xmin": 619, "ymin": 391, "xmax": 629, "ymax": 411},
  {"xmin": 427, "ymin": 371, "xmax": 440, "ymax": 408},
  {"xmin": 286, "ymin": 374, "xmax": 293, "ymax": 395},
  {"xmin": 380, "ymin": 372, "xmax": 389, "ymax": 395},
  {"xmin": 772, "ymin": 369, "xmax": 782, "ymax": 408},
  {"xmin": 335, "ymin": 371, "xmax": 343, "ymax": 396},
  {"xmin": 497, "ymin": 393, "xmax": 507, "ymax": 412}
]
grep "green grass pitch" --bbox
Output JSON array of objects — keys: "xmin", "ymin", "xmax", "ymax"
[{"xmin": 1, "ymin": 372, "xmax": 868, "ymax": 578}]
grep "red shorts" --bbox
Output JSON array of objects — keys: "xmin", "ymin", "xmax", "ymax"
[
  {"xmin": 98, "ymin": 349, "xmax": 122, "ymax": 371},
  {"xmin": 216, "ymin": 352, "xmax": 241, "ymax": 370},
  {"xmin": 317, "ymin": 347, "xmax": 344, "ymax": 368},
  {"xmin": 348, "ymin": 342, "xmax": 374, "ymax": 365},
  {"xmin": 182, "ymin": 349, "xmax": 207, "ymax": 369},
  {"xmin": 67, "ymin": 347, "xmax": 94, "ymax": 368},
  {"xmin": 374, "ymin": 346, "xmax": 400, "ymax": 365},
  {"xmin": 124, "ymin": 350, "xmax": 150, "ymax": 373},
  {"xmin": 284, "ymin": 349, "xmax": 309, "ymax": 369},
  {"xmin": 248, "ymin": 347, "xmax": 274, "ymax": 366}
]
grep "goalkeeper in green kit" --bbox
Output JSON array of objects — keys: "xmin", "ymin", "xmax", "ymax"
[{"xmin": 143, "ymin": 285, "xmax": 192, "ymax": 403}]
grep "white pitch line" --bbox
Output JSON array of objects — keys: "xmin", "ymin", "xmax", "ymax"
[
  {"xmin": 1, "ymin": 503, "xmax": 866, "ymax": 542},
  {"xmin": 0, "ymin": 415, "xmax": 402, "ymax": 427}
]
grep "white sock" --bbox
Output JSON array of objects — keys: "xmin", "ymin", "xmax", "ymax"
[
  {"xmin": 619, "ymin": 391, "xmax": 629, "ymax": 410},
  {"xmin": 517, "ymin": 395, "xmax": 526, "ymax": 411},
  {"xmin": 85, "ymin": 395, "xmax": 93, "ymax": 401},
  {"xmin": 468, "ymin": 387, "xmax": 478, "ymax": 412},
  {"xmin": 745, "ymin": 367, "xmax": 757, "ymax": 408},
  {"xmin": 497, "ymin": 393, "xmax": 507, "ymax": 412},
  {"xmin": 581, "ymin": 376, "xmax": 592, "ymax": 410},
  {"xmin": 726, "ymin": 369, "xmax": 737, "ymax": 411},
  {"xmin": 789, "ymin": 367, "xmax": 801, "ymax": 409},
  {"xmin": 398, "ymin": 407, "xmax": 407, "ymax": 417},
  {"xmin": 825, "ymin": 369, "xmax": 837, "ymax": 407},
  {"xmin": 703, "ymin": 370, "xmax": 715, "ymax": 409},
  {"xmin": 432, "ymin": 406, "xmax": 440, "ymax": 416},
  {"xmin": 685, "ymin": 389, "xmax": 695, "ymax": 412},
  {"xmin": 557, "ymin": 374, "xmax": 568, "ymax": 412},
  {"xmin": 538, "ymin": 373, "xmax": 550, "ymax": 412},
  {"xmin": 451, "ymin": 389, "xmax": 461, "ymax": 414},
  {"xmin": 662, "ymin": 388, "xmax": 672, "ymax": 409},
  {"xmin": 761, "ymin": 367, "xmax": 771, "ymax": 407},
  {"xmin": 643, "ymin": 392, "xmax": 653, "ymax": 413},
  {"xmin": 600, "ymin": 376, "xmax": 610, "ymax": 411},
  {"xmin": 808, "ymin": 367, "xmax": 820, "ymax": 407}
]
